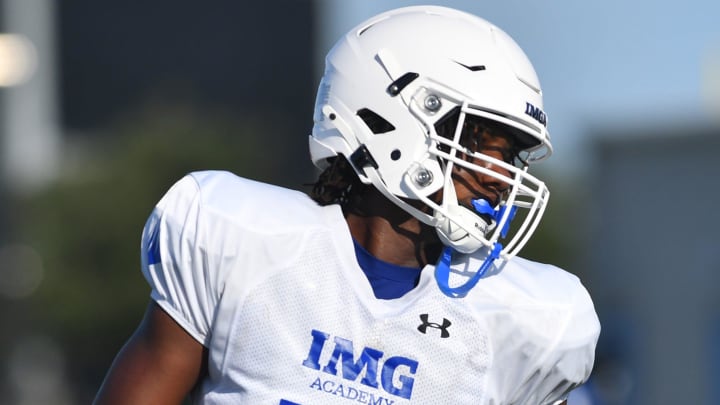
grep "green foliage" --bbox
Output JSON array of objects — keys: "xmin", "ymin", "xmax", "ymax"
[{"xmin": 516, "ymin": 170, "xmax": 590, "ymax": 277}]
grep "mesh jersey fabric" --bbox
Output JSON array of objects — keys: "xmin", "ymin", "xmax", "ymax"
[{"xmin": 140, "ymin": 170, "xmax": 600, "ymax": 404}]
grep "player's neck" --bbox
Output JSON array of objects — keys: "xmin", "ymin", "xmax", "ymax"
[{"xmin": 344, "ymin": 190, "xmax": 441, "ymax": 268}]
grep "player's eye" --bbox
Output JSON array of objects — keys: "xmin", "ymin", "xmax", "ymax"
[
  {"xmin": 433, "ymin": 108, "xmax": 524, "ymax": 168},
  {"xmin": 459, "ymin": 129, "xmax": 519, "ymax": 167}
]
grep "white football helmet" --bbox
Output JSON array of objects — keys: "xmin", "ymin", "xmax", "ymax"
[{"xmin": 310, "ymin": 6, "xmax": 551, "ymax": 267}]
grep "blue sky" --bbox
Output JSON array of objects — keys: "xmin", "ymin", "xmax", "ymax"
[{"xmin": 315, "ymin": 0, "xmax": 720, "ymax": 172}]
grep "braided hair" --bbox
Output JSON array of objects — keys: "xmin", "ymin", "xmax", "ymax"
[{"xmin": 310, "ymin": 155, "xmax": 368, "ymax": 211}]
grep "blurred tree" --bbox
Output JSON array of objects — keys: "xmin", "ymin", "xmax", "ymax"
[
  {"xmin": 520, "ymin": 170, "xmax": 592, "ymax": 279},
  {"xmin": 14, "ymin": 102, "xmax": 313, "ymax": 402}
]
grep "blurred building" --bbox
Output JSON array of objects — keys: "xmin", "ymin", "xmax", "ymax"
[
  {"xmin": 0, "ymin": 0, "xmax": 59, "ymax": 194},
  {"xmin": 1, "ymin": 0, "xmax": 318, "ymax": 194},
  {"xmin": 58, "ymin": 1, "xmax": 316, "ymax": 142},
  {"xmin": 586, "ymin": 123, "xmax": 720, "ymax": 405}
]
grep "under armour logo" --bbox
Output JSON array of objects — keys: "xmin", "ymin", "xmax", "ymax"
[{"xmin": 417, "ymin": 314, "xmax": 451, "ymax": 338}]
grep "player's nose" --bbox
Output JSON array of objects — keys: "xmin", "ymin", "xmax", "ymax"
[{"xmin": 474, "ymin": 153, "xmax": 512, "ymax": 194}]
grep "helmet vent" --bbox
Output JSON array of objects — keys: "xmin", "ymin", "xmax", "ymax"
[
  {"xmin": 357, "ymin": 21, "xmax": 379, "ymax": 36},
  {"xmin": 357, "ymin": 108, "xmax": 396, "ymax": 134},
  {"xmin": 455, "ymin": 61, "xmax": 486, "ymax": 72}
]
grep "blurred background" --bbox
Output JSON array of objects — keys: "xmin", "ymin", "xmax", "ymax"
[{"xmin": 0, "ymin": 0, "xmax": 718, "ymax": 404}]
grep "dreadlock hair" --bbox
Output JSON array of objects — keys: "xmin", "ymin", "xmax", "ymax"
[{"xmin": 310, "ymin": 155, "xmax": 369, "ymax": 211}]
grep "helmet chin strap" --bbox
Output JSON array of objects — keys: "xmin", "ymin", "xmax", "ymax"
[
  {"xmin": 433, "ymin": 178, "xmax": 487, "ymax": 254},
  {"xmin": 434, "ymin": 205, "xmax": 486, "ymax": 253},
  {"xmin": 434, "ymin": 199, "xmax": 517, "ymax": 298}
]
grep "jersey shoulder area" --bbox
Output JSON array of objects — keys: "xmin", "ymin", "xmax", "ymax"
[
  {"xmin": 477, "ymin": 255, "xmax": 600, "ymax": 347},
  {"xmin": 183, "ymin": 170, "xmax": 331, "ymax": 231},
  {"xmin": 149, "ymin": 170, "xmax": 343, "ymax": 291},
  {"xmin": 142, "ymin": 171, "xmax": 341, "ymax": 345},
  {"xmin": 497, "ymin": 256, "xmax": 589, "ymax": 304},
  {"xmin": 486, "ymin": 258, "xmax": 599, "ymax": 405}
]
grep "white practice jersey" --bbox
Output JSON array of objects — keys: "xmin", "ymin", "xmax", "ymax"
[{"xmin": 141, "ymin": 171, "xmax": 600, "ymax": 405}]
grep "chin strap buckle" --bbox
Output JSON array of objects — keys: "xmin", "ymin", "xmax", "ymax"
[{"xmin": 349, "ymin": 144, "xmax": 379, "ymax": 176}]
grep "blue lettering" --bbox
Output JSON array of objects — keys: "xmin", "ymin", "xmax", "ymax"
[
  {"xmin": 368, "ymin": 394, "xmax": 393, "ymax": 405},
  {"xmin": 381, "ymin": 356, "xmax": 418, "ymax": 399},
  {"xmin": 322, "ymin": 380, "xmax": 335, "ymax": 393},
  {"xmin": 322, "ymin": 336, "xmax": 383, "ymax": 389},
  {"xmin": 301, "ymin": 330, "xmax": 417, "ymax": 400},
  {"xmin": 307, "ymin": 377, "xmax": 397, "ymax": 404},
  {"xmin": 346, "ymin": 386, "xmax": 359, "ymax": 400},
  {"xmin": 524, "ymin": 102, "xmax": 547, "ymax": 126},
  {"xmin": 301, "ymin": 329, "xmax": 330, "ymax": 370},
  {"xmin": 333, "ymin": 383, "xmax": 345, "ymax": 397},
  {"xmin": 309, "ymin": 377, "xmax": 322, "ymax": 390}
]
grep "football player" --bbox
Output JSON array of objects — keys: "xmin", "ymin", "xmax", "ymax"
[{"xmin": 94, "ymin": 6, "xmax": 599, "ymax": 404}]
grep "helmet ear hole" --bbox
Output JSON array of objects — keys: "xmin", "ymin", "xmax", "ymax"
[
  {"xmin": 390, "ymin": 149, "xmax": 401, "ymax": 160},
  {"xmin": 357, "ymin": 108, "xmax": 396, "ymax": 134}
]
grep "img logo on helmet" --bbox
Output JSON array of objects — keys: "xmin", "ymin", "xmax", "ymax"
[{"xmin": 524, "ymin": 102, "xmax": 547, "ymax": 127}]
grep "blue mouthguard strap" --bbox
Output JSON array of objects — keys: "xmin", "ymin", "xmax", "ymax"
[
  {"xmin": 434, "ymin": 199, "xmax": 513, "ymax": 298},
  {"xmin": 434, "ymin": 243, "xmax": 502, "ymax": 298}
]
